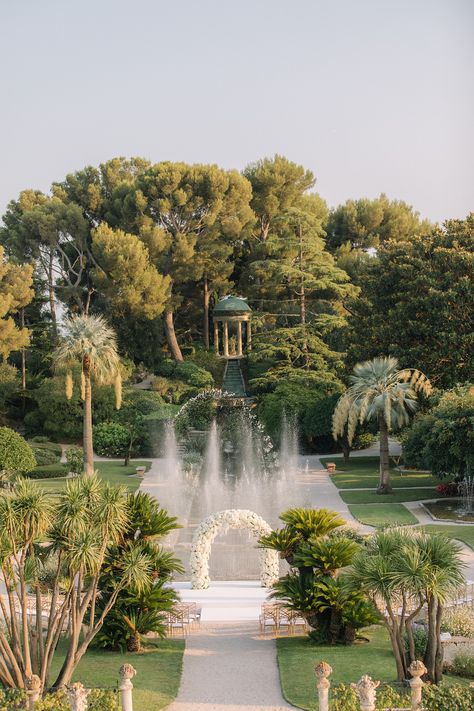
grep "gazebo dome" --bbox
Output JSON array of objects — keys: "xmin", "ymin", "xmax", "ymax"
[{"xmin": 213, "ymin": 295, "xmax": 251, "ymax": 315}]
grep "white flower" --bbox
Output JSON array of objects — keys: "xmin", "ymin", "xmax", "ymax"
[{"xmin": 190, "ymin": 509, "xmax": 279, "ymax": 589}]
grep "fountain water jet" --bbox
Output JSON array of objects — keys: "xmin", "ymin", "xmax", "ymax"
[
  {"xmin": 458, "ymin": 475, "xmax": 474, "ymax": 514},
  {"xmin": 280, "ymin": 412, "xmax": 299, "ymax": 476}
]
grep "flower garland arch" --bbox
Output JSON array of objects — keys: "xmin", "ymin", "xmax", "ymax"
[{"xmin": 190, "ymin": 509, "xmax": 280, "ymax": 589}]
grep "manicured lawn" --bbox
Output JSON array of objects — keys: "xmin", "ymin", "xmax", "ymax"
[
  {"xmin": 340, "ymin": 488, "xmax": 438, "ymax": 504},
  {"xmin": 348, "ymin": 503, "xmax": 417, "ymax": 527},
  {"xmin": 421, "ymin": 524, "xmax": 474, "ymax": 551},
  {"xmin": 277, "ymin": 626, "xmax": 470, "ymax": 710},
  {"xmin": 320, "ymin": 456, "xmax": 442, "ymax": 490},
  {"xmin": 31, "ymin": 460, "xmax": 152, "ymax": 493},
  {"xmin": 51, "ymin": 638, "xmax": 184, "ymax": 711}
]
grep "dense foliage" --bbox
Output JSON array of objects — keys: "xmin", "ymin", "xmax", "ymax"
[
  {"xmin": 401, "ymin": 385, "xmax": 474, "ymax": 478},
  {"xmin": 259, "ymin": 508, "xmax": 379, "ymax": 644},
  {"xmin": 0, "ymin": 426, "xmax": 36, "ymax": 483}
]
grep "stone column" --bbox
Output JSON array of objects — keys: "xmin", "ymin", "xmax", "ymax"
[
  {"xmin": 246, "ymin": 320, "xmax": 252, "ymax": 351},
  {"xmin": 66, "ymin": 682, "xmax": 91, "ymax": 711},
  {"xmin": 223, "ymin": 321, "xmax": 229, "ymax": 358},
  {"xmin": 352, "ymin": 675, "xmax": 380, "ymax": 711},
  {"xmin": 120, "ymin": 663, "xmax": 136, "ymax": 711},
  {"xmin": 237, "ymin": 321, "xmax": 243, "ymax": 357},
  {"xmin": 315, "ymin": 661, "xmax": 332, "ymax": 711},
  {"xmin": 26, "ymin": 675, "xmax": 42, "ymax": 711},
  {"xmin": 214, "ymin": 321, "xmax": 219, "ymax": 355},
  {"xmin": 408, "ymin": 660, "xmax": 426, "ymax": 711}
]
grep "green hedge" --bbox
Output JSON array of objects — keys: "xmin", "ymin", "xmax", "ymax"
[
  {"xmin": 29, "ymin": 443, "xmax": 62, "ymax": 466},
  {"xmin": 27, "ymin": 464, "xmax": 68, "ymax": 479},
  {"xmin": 330, "ymin": 682, "xmax": 473, "ymax": 711}
]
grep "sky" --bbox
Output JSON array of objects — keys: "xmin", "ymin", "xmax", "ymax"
[{"xmin": 0, "ymin": 0, "xmax": 473, "ymax": 223}]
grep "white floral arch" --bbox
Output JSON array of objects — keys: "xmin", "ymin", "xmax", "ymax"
[{"xmin": 190, "ymin": 509, "xmax": 280, "ymax": 589}]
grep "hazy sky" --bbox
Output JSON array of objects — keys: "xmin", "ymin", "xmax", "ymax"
[{"xmin": 1, "ymin": 0, "xmax": 472, "ymax": 223}]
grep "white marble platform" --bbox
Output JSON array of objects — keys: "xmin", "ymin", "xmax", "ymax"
[{"xmin": 172, "ymin": 580, "xmax": 271, "ymax": 621}]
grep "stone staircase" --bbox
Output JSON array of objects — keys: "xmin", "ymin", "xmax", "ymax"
[{"xmin": 222, "ymin": 359, "xmax": 246, "ymax": 397}]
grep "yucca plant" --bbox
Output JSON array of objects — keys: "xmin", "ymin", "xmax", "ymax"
[
  {"xmin": 332, "ymin": 356, "xmax": 432, "ymax": 493},
  {"xmin": 54, "ymin": 315, "xmax": 121, "ymax": 475}
]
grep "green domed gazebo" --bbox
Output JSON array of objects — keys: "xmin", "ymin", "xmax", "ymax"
[{"xmin": 213, "ymin": 296, "xmax": 252, "ymax": 358}]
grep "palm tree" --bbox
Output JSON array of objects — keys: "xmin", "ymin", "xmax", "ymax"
[
  {"xmin": 54, "ymin": 315, "xmax": 121, "ymax": 476},
  {"xmin": 347, "ymin": 528, "xmax": 464, "ymax": 682},
  {"xmin": 332, "ymin": 357, "xmax": 432, "ymax": 494}
]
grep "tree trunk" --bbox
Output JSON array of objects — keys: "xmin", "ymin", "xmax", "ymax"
[
  {"xmin": 298, "ymin": 223, "xmax": 309, "ymax": 369},
  {"xmin": 434, "ymin": 600, "xmax": 444, "ymax": 683},
  {"xmin": 48, "ymin": 253, "xmax": 58, "ymax": 341},
  {"xmin": 83, "ymin": 356, "xmax": 94, "ymax": 476},
  {"xmin": 164, "ymin": 310, "xmax": 184, "ymax": 362},
  {"xmin": 340, "ymin": 439, "xmax": 351, "ymax": 463},
  {"xmin": 203, "ymin": 276, "xmax": 210, "ymax": 350},
  {"xmin": 377, "ymin": 415, "xmax": 392, "ymax": 494},
  {"xmin": 20, "ymin": 308, "xmax": 26, "ymax": 391}
]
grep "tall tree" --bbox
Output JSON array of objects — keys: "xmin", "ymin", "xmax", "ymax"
[
  {"xmin": 54, "ymin": 315, "xmax": 121, "ymax": 475},
  {"xmin": 123, "ymin": 162, "xmax": 252, "ymax": 360},
  {"xmin": 0, "ymin": 246, "xmax": 33, "ymax": 359},
  {"xmin": 347, "ymin": 216, "xmax": 474, "ymax": 388},
  {"xmin": 91, "ymin": 224, "xmax": 170, "ymax": 319},
  {"xmin": 325, "ymin": 193, "xmax": 431, "ymax": 252},
  {"xmin": 332, "ymin": 357, "xmax": 432, "ymax": 493}
]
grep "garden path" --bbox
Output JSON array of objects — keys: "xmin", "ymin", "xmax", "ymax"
[{"xmin": 165, "ymin": 621, "xmax": 294, "ymax": 711}]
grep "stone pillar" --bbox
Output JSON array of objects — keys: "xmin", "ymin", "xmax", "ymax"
[
  {"xmin": 408, "ymin": 660, "xmax": 426, "ymax": 711},
  {"xmin": 26, "ymin": 675, "xmax": 42, "ymax": 711},
  {"xmin": 315, "ymin": 661, "xmax": 332, "ymax": 711},
  {"xmin": 246, "ymin": 320, "xmax": 252, "ymax": 351},
  {"xmin": 237, "ymin": 321, "xmax": 243, "ymax": 357},
  {"xmin": 214, "ymin": 321, "xmax": 219, "ymax": 355},
  {"xmin": 223, "ymin": 321, "xmax": 229, "ymax": 358},
  {"xmin": 120, "ymin": 663, "xmax": 136, "ymax": 711},
  {"xmin": 352, "ymin": 675, "xmax": 380, "ymax": 711},
  {"xmin": 66, "ymin": 682, "xmax": 91, "ymax": 711}
]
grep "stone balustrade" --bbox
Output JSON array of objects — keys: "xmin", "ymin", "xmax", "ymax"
[
  {"xmin": 315, "ymin": 659, "xmax": 427, "ymax": 711},
  {"xmin": 26, "ymin": 664, "xmax": 136, "ymax": 711}
]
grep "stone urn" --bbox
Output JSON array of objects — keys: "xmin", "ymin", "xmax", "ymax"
[
  {"xmin": 326, "ymin": 463, "xmax": 336, "ymax": 473},
  {"xmin": 135, "ymin": 466, "xmax": 146, "ymax": 478}
]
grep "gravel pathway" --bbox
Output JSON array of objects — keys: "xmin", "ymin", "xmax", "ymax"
[{"xmin": 166, "ymin": 622, "xmax": 294, "ymax": 711}]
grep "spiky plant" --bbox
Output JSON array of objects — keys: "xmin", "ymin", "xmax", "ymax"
[
  {"xmin": 332, "ymin": 357, "xmax": 432, "ymax": 493},
  {"xmin": 293, "ymin": 536, "xmax": 360, "ymax": 575},
  {"xmin": 54, "ymin": 315, "xmax": 121, "ymax": 475}
]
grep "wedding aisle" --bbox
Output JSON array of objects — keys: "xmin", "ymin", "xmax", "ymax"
[{"xmin": 165, "ymin": 621, "xmax": 294, "ymax": 711}]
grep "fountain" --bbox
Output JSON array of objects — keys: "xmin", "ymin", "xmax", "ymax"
[
  {"xmin": 458, "ymin": 475, "xmax": 474, "ymax": 514},
  {"xmin": 162, "ymin": 421, "xmax": 182, "ymax": 480},
  {"xmin": 152, "ymin": 396, "xmax": 311, "ymax": 580},
  {"xmin": 280, "ymin": 411, "xmax": 299, "ymax": 476},
  {"xmin": 424, "ymin": 472, "xmax": 474, "ymax": 523}
]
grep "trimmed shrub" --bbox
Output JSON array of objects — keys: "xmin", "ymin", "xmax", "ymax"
[
  {"xmin": 26, "ymin": 465, "xmax": 68, "ymax": 479},
  {"xmin": 35, "ymin": 689, "xmax": 118, "ymax": 711},
  {"xmin": 29, "ymin": 444, "xmax": 61, "ymax": 466},
  {"xmin": 0, "ymin": 688, "xmax": 25, "ymax": 711},
  {"xmin": 422, "ymin": 683, "xmax": 474, "ymax": 710},
  {"xmin": 93, "ymin": 422, "xmax": 130, "ymax": 457},
  {"xmin": 447, "ymin": 653, "xmax": 474, "ymax": 679},
  {"xmin": 331, "ymin": 683, "xmax": 409, "ymax": 710},
  {"xmin": 30, "ymin": 435, "xmax": 50, "ymax": 443},
  {"xmin": 0, "ymin": 427, "xmax": 36, "ymax": 475},
  {"xmin": 65, "ymin": 446, "xmax": 84, "ymax": 476},
  {"xmin": 441, "ymin": 605, "xmax": 474, "ymax": 638}
]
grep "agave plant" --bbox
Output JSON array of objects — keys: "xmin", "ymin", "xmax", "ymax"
[{"xmin": 332, "ymin": 357, "xmax": 432, "ymax": 493}]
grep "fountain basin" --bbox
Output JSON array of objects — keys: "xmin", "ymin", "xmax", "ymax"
[{"xmin": 423, "ymin": 499, "xmax": 474, "ymax": 523}]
